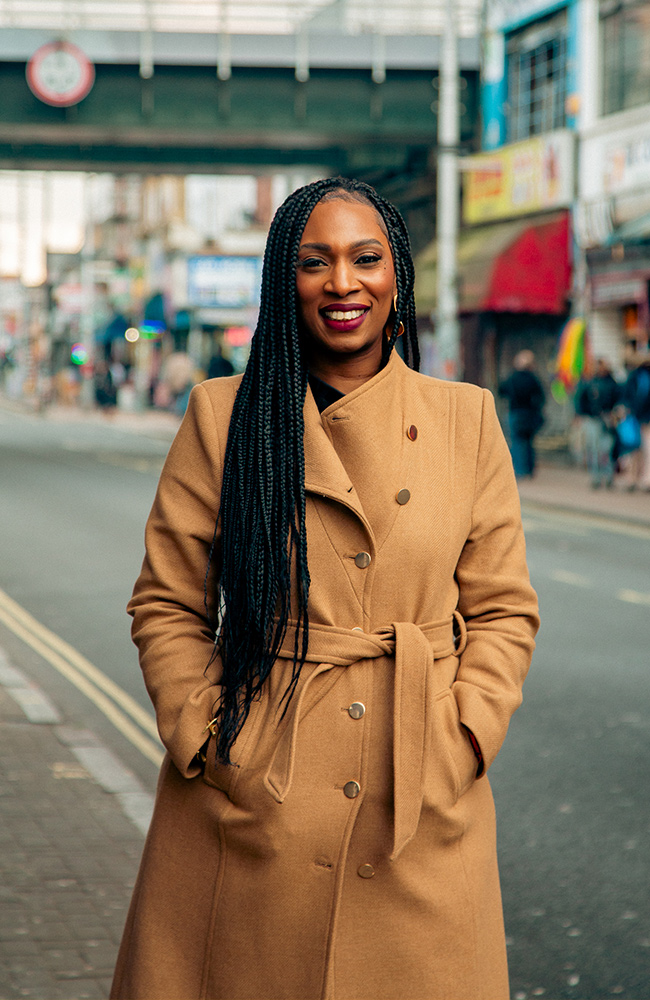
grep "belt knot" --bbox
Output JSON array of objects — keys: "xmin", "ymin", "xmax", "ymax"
[{"xmin": 263, "ymin": 613, "xmax": 466, "ymax": 859}]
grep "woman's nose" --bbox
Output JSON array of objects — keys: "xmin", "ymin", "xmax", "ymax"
[{"xmin": 324, "ymin": 260, "xmax": 360, "ymax": 296}]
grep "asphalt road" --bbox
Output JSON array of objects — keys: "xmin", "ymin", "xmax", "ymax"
[
  {"xmin": 1, "ymin": 405, "xmax": 648, "ymax": 999},
  {"xmin": 496, "ymin": 509, "xmax": 650, "ymax": 1000}
]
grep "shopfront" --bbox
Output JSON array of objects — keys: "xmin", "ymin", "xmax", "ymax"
[
  {"xmin": 416, "ymin": 129, "xmax": 574, "ymax": 436},
  {"xmin": 579, "ymin": 111, "xmax": 650, "ymax": 366}
]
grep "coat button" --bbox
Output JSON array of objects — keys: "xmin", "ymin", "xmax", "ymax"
[
  {"xmin": 396, "ymin": 488, "xmax": 411, "ymax": 505},
  {"xmin": 348, "ymin": 702, "xmax": 365, "ymax": 719},
  {"xmin": 407, "ymin": 425, "xmax": 418, "ymax": 441},
  {"xmin": 358, "ymin": 864, "xmax": 375, "ymax": 879},
  {"xmin": 354, "ymin": 552, "xmax": 371, "ymax": 569},
  {"xmin": 343, "ymin": 780, "xmax": 361, "ymax": 799}
]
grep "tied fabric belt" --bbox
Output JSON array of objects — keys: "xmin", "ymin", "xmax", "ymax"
[{"xmin": 263, "ymin": 613, "xmax": 468, "ymax": 860}]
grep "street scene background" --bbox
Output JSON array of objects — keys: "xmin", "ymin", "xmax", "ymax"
[{"xmin": 1, "ymin": 1, "xmax": 650, "ymax": 998}]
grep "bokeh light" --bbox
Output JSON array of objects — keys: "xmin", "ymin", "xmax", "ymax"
[{"xmin": 70, "ymin": 343, "xmax": 88, "ymax": 365}]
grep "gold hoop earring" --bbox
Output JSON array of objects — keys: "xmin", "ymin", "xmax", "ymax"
[
  {"xmin": 386, "ymin": 321, "xmax": 404, "ymax": 339},
  {"xmin": 392, "ymin": 292, "xmax": 404, "ymax": 336}
]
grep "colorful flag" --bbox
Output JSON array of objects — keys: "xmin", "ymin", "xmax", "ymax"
[{"xmin": 551, "ymin": 317, "xmax": 591, "ymax": 402}]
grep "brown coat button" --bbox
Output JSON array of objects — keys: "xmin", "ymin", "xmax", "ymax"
[
  {"xmin": 354, "ymin": 552, "xmax": 371, "ymax": 569},
  {"xmin": 348, "ymin": 702, "xmax": 365, "ymax": 719},
  {"xmin": 407, "ymin": 425, "xmax": 418, "ymax": 440},
  {"xmin": 343, "ymin": 780, "xmax": 361, "ymax": 799},
  {"xmin": 358, "ymin": 864, "xmax": 375, "ymax": 878},
  {"xmin": 396, "ymin": 488, "xmax": 411, "ymax": 505}
]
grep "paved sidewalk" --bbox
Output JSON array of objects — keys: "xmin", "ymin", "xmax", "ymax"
[
  {"xmin": 0, "ymin": 395, "xmax": 181, "ymax": 443},
  {"xmin": 517, "ymin": 462, "xmax": 650, "ymax": 529},
  {"xmin": 0, "ymin": 650, "xmax": 149, "ymax": 1000}
]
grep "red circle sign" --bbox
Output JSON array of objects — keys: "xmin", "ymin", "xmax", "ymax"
[{"xmin": 26, "ymin": 41, "xmax": 95, "ymax": 107}]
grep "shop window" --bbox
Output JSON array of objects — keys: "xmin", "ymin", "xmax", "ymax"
[
  {"xmin": 623, "ymin": 302, "xmax": 650, "ymax": 351},
  {"xmin": 506, "ymin": 9, "xmax": 568, "ymax": 142},
  {"xmin": 601, "ymin": 0, "xmax": 650, "ymax": 115}
]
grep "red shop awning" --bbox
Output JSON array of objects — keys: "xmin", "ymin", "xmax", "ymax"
[{"xmin": 415, "ymin": 210, "xmax": 572, "ymax": 316}]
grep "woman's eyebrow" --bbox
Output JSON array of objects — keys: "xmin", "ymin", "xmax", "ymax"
[{"xmin": 298, "ymin": 239, "xmax": 385, "ymax": 252}]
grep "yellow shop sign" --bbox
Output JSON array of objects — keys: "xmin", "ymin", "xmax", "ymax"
[{"xmin": 462, "ymin": 130, "xmax": 574, "ymax": 224}]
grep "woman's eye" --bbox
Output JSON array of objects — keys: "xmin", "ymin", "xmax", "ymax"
[
  {"xmin": 355, "ymin": 253, "xmax": 381, "ymax": 265},
  {"xmin": 296, "ymin": 257, "xmax": 325, "ymax": 269}
]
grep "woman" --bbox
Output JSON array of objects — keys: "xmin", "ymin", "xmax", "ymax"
[{"xmin": 111, "ymin": 177, "xmax": 539, "ymax": 1000}]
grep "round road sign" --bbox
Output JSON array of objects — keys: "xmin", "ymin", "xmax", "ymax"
[{"xmin": 26, "ymin": 40, "xmax": 95, "ymax": 108}]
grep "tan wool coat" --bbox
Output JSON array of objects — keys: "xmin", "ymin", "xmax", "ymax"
[{"xmin": 111, "ymin": 350, "xmax": 539, "ymax": 1000}]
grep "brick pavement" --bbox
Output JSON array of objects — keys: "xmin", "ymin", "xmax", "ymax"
[{"xmin": 0, "ymin": 662, "xmax": 146, "ymax": 1000}]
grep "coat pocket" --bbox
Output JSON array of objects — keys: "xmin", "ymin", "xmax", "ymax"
[
  {"xmin": 201, "ymin": 697, "xmax": 266, "ymax": 798},
  {"xmin": 424, "ymin": 688, "xmax": 477, "ymax": 810}
]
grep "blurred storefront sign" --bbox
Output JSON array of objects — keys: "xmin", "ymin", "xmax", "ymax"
[
  {"xmin": 416, "ymin": 211, "xmax": 571, "ymax": 316},
  {"xmin": 591, "ymin": 274, "xmax": 648, "ymax": 309},
  {"xmin": 461, "ymin": 129, "xmax": 574, "ymax": 224},
  {"xmin": 53, "ymin": 283, "xmax": 87, "ymax": 315},
  {"xmin": 573, "ymin": 198, "xmax": 614, "ymax": 250},
  {"xmin": 580, "ymin": 119, "xmax": 650, "ymax": 230},
  {"xmin": 580, "ymin": 116, "xmax": 650, "ymax": 357},
  {"xmin": 26, "ymin": 41, "xmax": 95, "ymax": 108},
  {"xmin": 224, "ymin": 326, "xmax": 252, "ymax": 347},
  {"xmin": 602, "ymin": 130, "xmax": 650, "ymax": 198},
  {"xmin": 187, "ymin": 256, "xmax": 262, "ymax": 310}
]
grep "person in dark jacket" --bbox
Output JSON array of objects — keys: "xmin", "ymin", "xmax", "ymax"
[
  {"xmin": 207, "ymin": 344, "xmax": 235, "ymax": 380},
  {"xmin": 622, "ymin": 356, "xmax": 650, "ymax": 490},
  {"xmin": 499, "ymin": 350, "xmax": 545, "ymax": 478},
  {"xmin": 574, "ymin": 358, "xmax": 620, "ymax": 488}
]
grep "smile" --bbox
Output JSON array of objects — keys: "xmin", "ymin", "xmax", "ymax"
[
  {"xmin": 319, "ymin": 304, "xmax": 370, "ymax": 332},
  {"xmin": 323, "ymin": 309, "xmax": 367, "ymax": 320}
]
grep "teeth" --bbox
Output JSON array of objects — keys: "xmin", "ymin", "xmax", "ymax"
[{"xmin": 324, "ymin": 309, "xmax": 366, "ymax": 320}]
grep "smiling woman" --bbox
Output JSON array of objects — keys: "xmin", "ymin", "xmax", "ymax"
[
  {"xmin": 296, "ymin": 197, "xmax": 396, "ymax": 391},
  {"xmin": 111, "ymin": 176, "xmax": 539, "ymax": 1000}
]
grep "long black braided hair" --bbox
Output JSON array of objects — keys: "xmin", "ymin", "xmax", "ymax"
[{"xmin": 207, "ymin": 176, "xmax": 420, "ymax": 762}]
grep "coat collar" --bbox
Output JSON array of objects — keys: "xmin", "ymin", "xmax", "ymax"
[{"xmin": 303, "ymin": 349, "xmax": 408, "ymax": 522}]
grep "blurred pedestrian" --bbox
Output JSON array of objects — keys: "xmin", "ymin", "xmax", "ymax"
[
  {"xmin": 207, "ymin": 343, "xmax": 235, "ymax": 379},
  {"xmin": 621, "ymin": 354, "xmax": 650, "ymax": 491},
  {"xmin": 499, "ymin": 349, "xmax": 546, "ymax": 478},
  {"xmin": 111, "ymin": 177, "xmax": 539, "ymax": 1000},
  {"xmin": 93, "ymin": 360, "xmax": 117, "ymax": 411},
  {"xmin": 160, "ymin": 351, "xmax": 196, "ymax": 416},
  {"xmin": 574, "ymin": 358, "xmax": 620, "ymax": 488}
]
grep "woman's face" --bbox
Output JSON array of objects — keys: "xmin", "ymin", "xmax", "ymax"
[{"xmin": 295, "ymin": 196, "xmax": 396, "ymax": 371}]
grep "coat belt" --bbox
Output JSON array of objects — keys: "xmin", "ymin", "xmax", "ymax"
[{"xmin": 262, "ymin": 612, "xmax": 467, "ymax": 860}]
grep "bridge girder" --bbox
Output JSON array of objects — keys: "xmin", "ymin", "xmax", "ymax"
[{"xmin": 0, "ymin": 61, "xmax": 479, "ymax": 250}]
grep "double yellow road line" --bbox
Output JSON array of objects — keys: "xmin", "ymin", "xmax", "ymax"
[{"xmin": 0, "ymin": 586, "xmax": 164, "ymax": 767}]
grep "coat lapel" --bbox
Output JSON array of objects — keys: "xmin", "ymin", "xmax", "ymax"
[
  {"xmin": 303, "ymin": 383, "xmax": 370, "ymax": 529},
  {"xmin": 311, "ymin": 352, "xmax": 414, "ymax": 551}
]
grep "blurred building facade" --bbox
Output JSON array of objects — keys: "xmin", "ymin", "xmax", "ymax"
[
  {"xmin": 416, "ymin": 0, "xmax": 650, "ymax": 444},
  {"xmin": 576, "ymin": 0, "xmax": 650, "ymax": 368},
  {"xmin": 0, "ymin": 1, "xmax": 486, "ymax": 406},
  {"xmin": 0, "ymin": 170, "xmax": 293, "ymax": 407},
  {"xmin": 417, "ymin": 0, "xmax": 581, "ymax": 442}
]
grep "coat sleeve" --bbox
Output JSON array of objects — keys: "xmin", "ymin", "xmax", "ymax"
[
  {"xmin": 452, "ymin": 388, "xmax": 540, "ymax": 773},
  {"xmin": 127, "ymin": 380, "xmax": 234, "ymax": 778}
]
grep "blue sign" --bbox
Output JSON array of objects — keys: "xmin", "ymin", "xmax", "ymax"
[{"xmin": 187, "ymin": 256, "xmax": 262, "ymax": 309}]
